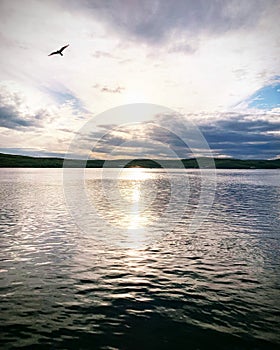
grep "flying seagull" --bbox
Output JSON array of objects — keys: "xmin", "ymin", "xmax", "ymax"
[{"xmin": 48, "ymin": 44, "xmax": 69, "ymax": 56}]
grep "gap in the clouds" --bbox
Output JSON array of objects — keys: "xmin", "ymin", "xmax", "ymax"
[
  {"xmin": 41, "ymin": 85, "xmax": 87, "ymax": 114},
  {"xmin": 234, "ymin": 76, "xmax": 280, "ymax": 110}
]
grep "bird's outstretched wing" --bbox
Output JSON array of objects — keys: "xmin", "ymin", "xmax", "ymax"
[
  {"xmin": 48, "ymin": 44, "xmax": 69, "ymax": 56},
  {"xmin": 59, "ymin": 44, "xmax": 69, "ymax": 53}
]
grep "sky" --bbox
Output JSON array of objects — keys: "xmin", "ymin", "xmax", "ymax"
[{"xmin": 0, "ymin": 0, "xmax": 279, "ymax": 160}]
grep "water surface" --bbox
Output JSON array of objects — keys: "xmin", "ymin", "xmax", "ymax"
[{"xmin": 0, "ymin": 168, "xmax": 279, "ymax": 349}]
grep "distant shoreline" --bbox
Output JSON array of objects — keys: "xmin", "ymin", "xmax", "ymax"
[{"xmin": 1, "ymin": 153, "xmax": 279, "ymax": 169}]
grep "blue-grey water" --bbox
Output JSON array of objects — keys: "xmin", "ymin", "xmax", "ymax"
[{"xmin": 0, "ymin": 168, "xmax": 279, "ymax": 349}]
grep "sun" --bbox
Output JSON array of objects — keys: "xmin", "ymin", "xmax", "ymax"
[
  {"xmin": 121, "ymin": 90, "xmax": 148, "ymax": 104},
  {"xmin": 118, "ymin": 167, "xmax": 150, "ymax": 181}
]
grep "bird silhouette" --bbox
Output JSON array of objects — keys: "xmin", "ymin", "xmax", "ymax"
[{"xmin": 48, "ymin": 44, "xmax": 69, "ymax": 56}]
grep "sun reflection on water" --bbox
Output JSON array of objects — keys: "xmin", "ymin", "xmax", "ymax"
[
  {"xmin": 118, "ymin": 167, "xmax": 152, "ymax": 181},
  {"xmin": 118, "ymin": 168, "xmax": 152, "ymax": 230},
  {"xmin": 85, "ymin": 167, "xmax": 167, "ymax": 247}
]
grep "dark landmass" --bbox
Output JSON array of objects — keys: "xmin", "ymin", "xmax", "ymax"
[{"xmin": 0, "ymin": 153, "xmax": 279, "ymax": 169}]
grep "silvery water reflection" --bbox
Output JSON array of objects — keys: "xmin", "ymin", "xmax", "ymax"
[
  {"xmin": 63, "ymin": 167, "xmax": 216, "ymax": 247},
  {"xmin": 85, "ymin": 168, "xmax": 187, "ymax": 246},
  {"xmin": 0, "ymin": 168, "xmax": 280, "ymax": 349}
]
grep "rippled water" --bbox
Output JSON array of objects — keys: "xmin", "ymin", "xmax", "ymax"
[{"xmin": 0, "ymin": 168, "xmax": 279, "ymax": 349}]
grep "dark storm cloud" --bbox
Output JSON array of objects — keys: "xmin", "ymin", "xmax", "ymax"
[
  {"xmin": 200, "ymin": 114, "xmax": 280, "ymax": 142},
  {"xmin": 76, "ymin": 122, "xmax": 193, "ymax": 158},
  {"xmin": 158, "ymin": 112, "xmax": 280, "ymax": 159},
  {"xmin": 65, "ymin": 0, "xmax": 276, "ymax": 47},
  {"xmin": 0, "ymin": 89, "xmax": 46, "ymax": 130},
  {"xmin": 93, "ymin": 113, "xmax": 280, "ymax": 159},
  {"xmin": 201, "ymin": 116, "xmax": 280, "ymax": 159},
  {"xmin": 61, "ymin": 112, "xmax": 280, "ymax": 159}
]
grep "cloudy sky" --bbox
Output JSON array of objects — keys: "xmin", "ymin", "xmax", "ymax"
[{"xmin": 0, "ymin": 0, "xmax": 279, "ymax": 159}]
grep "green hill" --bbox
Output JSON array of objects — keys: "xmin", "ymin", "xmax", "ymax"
[{"xmin": 0, "ymin": 153, "xmax": 279, "ymax": 169}]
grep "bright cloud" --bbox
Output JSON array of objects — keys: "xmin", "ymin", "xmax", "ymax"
[{"xmin": 0, "ymin": 0, "xmax": 279, "ymax": 159}]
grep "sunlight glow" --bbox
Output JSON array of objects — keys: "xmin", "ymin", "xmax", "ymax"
[
  {"xmin": 118, "ymin": 168, "xmax": 151, "ymax": 181},
  {"xmin": 117, "ymin": 168, "xmax": 151, "ymax": 229},
  {"xmin": 121, "ymin": 90, "xmax": 148, "ymax": 104}
]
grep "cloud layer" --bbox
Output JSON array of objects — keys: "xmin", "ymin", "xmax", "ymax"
[
  {"xmin": 0, "ymin": 86, "xmax": 47, "ymax": 130},
  {"xmin": 66, "ymin": 0, "xmax": 276, "ymax": 44},
  {"xmin": 0, "ymin": 0, "xmax": 279, "ymax": 159},
  {"xmin": 62, "ymin": 110, "xmax": 280, "ymax": 160}
]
